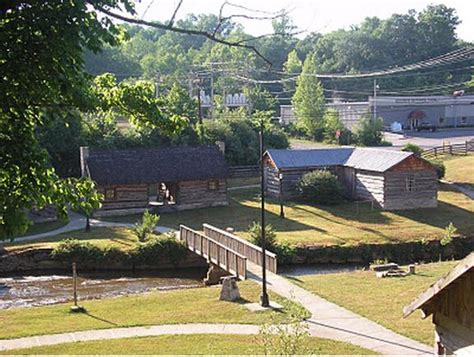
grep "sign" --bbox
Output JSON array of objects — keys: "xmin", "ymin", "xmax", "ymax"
[{"xmin": 335, "ymin": 129, "xmax": 341, "ymax": 139}]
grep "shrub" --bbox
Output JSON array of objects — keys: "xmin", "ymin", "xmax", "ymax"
[
  {"xmin": 248, "ymin": 222, "xmax": 278, "ymax": 251},
  {"xmin": 428, "ymin": 159, "xmax": 446, "ymax": 179},
  {"xmin": 401, "ymin": 143, "xmax": 423, "ymax": 156},
  {"xmin": 354, "ymin": 115, "xmax": 385, "ymax": 146},
  {"xmin": 51, "ymin": 239, "xmax": 127, "ymax": 263},
  {"xmin": 297, "ymin": 170, "xmax": 344, "ymax": 205},
  {"xmin": 133, "ymin": 210, "xmax": 160, "ymax": 242},
  {"xmin": 132, "ymin": 234, "xmax": 187, "ymax": 265}
]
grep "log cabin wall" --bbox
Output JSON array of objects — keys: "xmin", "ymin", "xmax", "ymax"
[
  {"xmin": 354, "ymin": 170, "xmax": 385, "ymax": 205},
  {"xmin": 432, "ymin": 270, "xmax": 474, "ymax": 355},
  {"xmin": 175, "ymin": 178, "xmax": 228, "ymax": 210},
  {"xmin": 99, "ymin": 184, "xmax": 149, "ymax": 210},
  {"xmin": 383, "ymin": 156, "xmax": 438, "ymax": 210}
]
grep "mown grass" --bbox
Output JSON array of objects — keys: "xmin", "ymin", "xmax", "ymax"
[
  {"xmin": 0, "ymin": 281, "xmax": 306, "ymax": 340},
  {"xmin": 443, "ymin": 154, "xmax": 474, "ymax": 189},
  {"xmin": 108, "ymin": 185, "xmax": 474, "ymax": 246},
  {"xmin": 19, "ymin": 219, "xmax": 68, "ymax": 237},
  {"xmin": 292, "ymin": 260, "xmax": 458, "ymax": 345},
  {"xmin": 1, "ymin": 334, "xmax": 376, "ymax": 355}
]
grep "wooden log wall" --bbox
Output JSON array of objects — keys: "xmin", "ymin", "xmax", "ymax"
[
  {"xmin": 203, "ymin": 224, "xmax": 278, "ymax": 273},
  {"xmin": 354, "ymin": 170, "xmax": 385, "ymax": 205},
  {"xmin": 99, "ymin": 184, "xmax": 148, "ymax": 210},
  {"xmin": 177, "ymin": 179, "xmax": 227, "ymax": 210},
  {"xmin": 384, "ymin": 171, "xmax": 438, "ymax": 210}
]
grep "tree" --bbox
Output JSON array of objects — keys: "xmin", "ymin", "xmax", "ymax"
[
  {"xmin": 292, "ymin": 53, "xmax": 326, "ymax": 140},
  {"xmin": 133, "ymin": 210, "xmax": 160, "ymax": 242},
  {"xmin": 283, "ymin": 50, "xmax": 302, "ymax": 92},
  {"xmin": 354, "ymin": 115, "xmax": 385, "ymax": 146},
  {"xmin": 401, "ymin": 143, "xmax": 423, "ymax": 156}
]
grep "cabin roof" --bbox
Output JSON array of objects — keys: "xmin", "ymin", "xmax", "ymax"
[
  {"xmin": 403, "ymin": 253, "xmax": 474, "ymax": 318},
  {"xmin": 265, "ymin": 147, "xmax": 413, "ymax": 172},
  {"xmin": 86, "ymin": 145, "xmax": 229, "ymax": 186}
]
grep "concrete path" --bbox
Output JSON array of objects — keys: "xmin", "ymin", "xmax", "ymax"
[
  {"xmin": 4, "ymin": 213, "xmax": 173, "ymax": 245},
  {"xmin": 247, "ymin": 262, "xmax": 432, "ymax": 356},
  {"xmin": 441, "ymin": 180, "xmax": 474, "ymax": 200},
  {"xmin": 0, "ymin": 324, "xmax": 259, "ymax": 352}
]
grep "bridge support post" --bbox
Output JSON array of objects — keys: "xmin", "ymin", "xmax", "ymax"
[{"xmin": 204, "ymin": 263, "xmax": 229, "ymax": 286}]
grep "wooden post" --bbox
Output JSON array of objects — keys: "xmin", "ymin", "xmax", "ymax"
[
  {"xmin": 371, "ymin": 200, "xmax": 374, "ymax": 211},
  {"xmin": 70, "ymin": 262, "xmax": 84, "ymax": 313}
]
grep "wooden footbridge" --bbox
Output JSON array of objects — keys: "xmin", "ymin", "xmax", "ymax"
[{"xmin": 178, "ymin": 224, "xmax": 277, "ymax": 280}]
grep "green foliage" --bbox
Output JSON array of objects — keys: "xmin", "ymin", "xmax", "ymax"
[
  {"xmin": 283, "ymin": 50, "xmax": 302, "ymax": 92},
  {"xmin": 292, "ymin": 53, "xmax": 326, "ymax": 140},
  {"xmin": 51, "ymin": 234, "xmax": 187, "ymax": 266},
  {"xmin": 402, "ymin": 143, "xmax": 423, "ymax": 156},
  {"xmin": 133, "ymin": 210, "xmax": 160, "ymax": 242},
  {"xmin": 132, "ymin": 233, "xmax": 187, "ymax": 265},
  {"xmin": 428, "ymin": 159, "xmax": 446, "ymax": 179},
  {"xmin": 257, "ymin": 301, "xmax": 311, "ymax": 355},
  {"xmin": 441, "ymin": 222, "xmax": 458, "ymax": 246},
  {"xmin": 322, "ymin": 109, "xmax": 351, "ymax": 144},
  {"xmin": 354, "ymin": 115, "xmax": 385, "ymax": 146},
  {"xmin": 248, "ymin": 222, "xmax": 296, "ymax": 264},
  {"xmin": 248, "ymin": 222, "xmax": 278, "ymax": 251},
  {"xmin": 297, "ymin": 171, "xmax": 344, "ymax": 205}
]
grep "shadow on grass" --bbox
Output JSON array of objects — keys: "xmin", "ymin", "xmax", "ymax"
[{"xmin": 83, "ymin": 311, "xmax": 119, "ymax": 327}]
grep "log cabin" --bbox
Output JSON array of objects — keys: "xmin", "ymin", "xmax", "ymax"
[
  {"xmin": 403, "ymin": 253, "xmax": 474, "ymax": 356},
  {"xmin": 80, "ymin": 145, "xmax": 229, "ymax": 217},
  {"xmin": 263, "ymin": 147, "xmax": 438, "ymax": 210}
]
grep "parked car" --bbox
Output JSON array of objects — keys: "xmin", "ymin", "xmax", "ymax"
[{"xmin": 415, "ymin": 122, "xmax": 437, "ymax": 132}]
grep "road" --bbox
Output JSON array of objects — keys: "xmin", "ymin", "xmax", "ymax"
[{"xmin": 385, "ymin": 128, "xmax": 474, "ymax": 149}]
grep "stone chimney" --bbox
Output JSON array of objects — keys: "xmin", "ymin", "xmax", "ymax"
[
  {"xmin": 79, "ymin": 146, "xmax": 90, "ymax": 178},
  {"xmin": 215, "ymin": 141, "xmax": 225, "ymax": 155}
]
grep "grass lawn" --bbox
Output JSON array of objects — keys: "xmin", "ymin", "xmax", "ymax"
[
  {"xmin": 291, "ymin": 260, "xmax": 458, "ymax": 345},
  {"xmin": 2, "ymin": 334, "xmax": 376, "ymax": 355},
  {"xmin": 0, "ymin": 281, "xmax": 306, "ymax": 340},
  {"xmin": 443, "ymin": 154, "xmax": 474, "ymax": 189},
  {"xmin": 106, "ymin": 184, "xmax": 474, "ymax": 247},
  {"xmin": 290, "ymin": 138, "xmax": 338, "ymax": 149},
  {"xmin": 18, "ymin": 219, "xmax": 68, "ymax": 237},
  {"xmin": 3, "ymin": 227, "xmax": 139, "ymax": 251}
]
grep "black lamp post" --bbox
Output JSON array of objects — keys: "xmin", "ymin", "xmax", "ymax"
[
  {"xmin": 279, "ymin": 172, "xmax": 284, "ymax": 218},
  {"xmin": 260, "ymin": 119, "xmax": 270, "ymax": 307}
]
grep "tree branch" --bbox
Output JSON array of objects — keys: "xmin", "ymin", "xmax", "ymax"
[
  {"xmin": 167, "ymin": 0, "xmax": 184, "ymax": 27},
  {"xmin": 93, "ymin": 4, "xmax": 273, "ymax": 66}
]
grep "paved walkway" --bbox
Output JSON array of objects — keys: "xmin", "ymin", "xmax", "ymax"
[
  {"xmin": 247, "ymin": 262, "xmax": 432, "ymax": 356},
  {"xmin": 441, "ymin": 180, "xmax": 474, "ymax": 200},
  {"xmin": 0, "ymin": 324, "xmax": 259, "ymax": 352},
  {"xmin": 4, "ymin": 213, "xmax": 172, "ymax": 244}
]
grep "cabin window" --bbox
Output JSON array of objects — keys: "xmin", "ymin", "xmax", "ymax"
[
  {"xmin": 105, "ymin": 188, "xmax": 116, "ymax": 199},
  {"xmin": 208, "ymin": 180, "xmax": 219, "ymax": 191},
  {"xmin": 406, "ymin": 176, "xmax": 416, "ymax": 192},
  {"xmin": 461, "ymin": 116, "xmax": 467, "ymax": 124},
  {"xmin": 439, "ymin": 117, "xmax": 445, "ymax": 124}
]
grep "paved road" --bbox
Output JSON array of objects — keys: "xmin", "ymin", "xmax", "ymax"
[{"xmin": 385, "ymin": 128, "xmax": 474, "ymax": 149}]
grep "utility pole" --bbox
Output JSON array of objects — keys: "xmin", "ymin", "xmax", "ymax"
[
  {"xmin": 373, "ymin": 79, "xmax": 378, "ymax": 121},
  {"xmin": 260, "ymin": 119, "xmax": 269, "ymax": 308}
]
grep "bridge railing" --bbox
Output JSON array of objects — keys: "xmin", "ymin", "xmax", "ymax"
[
  {"xmin": 203, "ymin": 224, "xmax": 278, "ymax": 273},
  {"xmin": 179, "ymin": 225, "xmax": 247, "ymax": 280}
]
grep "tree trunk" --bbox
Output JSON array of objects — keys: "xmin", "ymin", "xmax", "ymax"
[{"xmin": 85, "ymin": 215, "xmax": 91, "ymax": 232}]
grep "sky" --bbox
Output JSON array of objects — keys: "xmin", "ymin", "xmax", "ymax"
[{"xmin": 132, "ymin": 0, "xmax": 474, "ymax": 42}]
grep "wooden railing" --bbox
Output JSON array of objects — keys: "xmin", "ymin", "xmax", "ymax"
[
  {"xmin": 422, "ymin": 140, "xmax": 474, "ymax": 159},
  {"xmin": 179, "ymin": 225, "xmax": 247, "ymax": 280},
  {"xmin": 203, "ymin": 224, "xmax": 278, "ymax": 273}
]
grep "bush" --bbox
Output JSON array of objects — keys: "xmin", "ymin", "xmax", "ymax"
[
  {"xmin": 131, "ymin": 234, "xmax": 188, "ymax": 266},
  {"xmin": 248, "ymin": 222, "xmax": 296, "ymax": 265},
  {"xmin": 297, "ymin": 170, "xmax": 344, "ymax": 205},
  {"xmin": 354, "ymin": 115, "xmax": 385, "ymax": 146},
  {"xmin": 402, "ymin": 143, "xmax": 423, "ymax": 156},
  {"xmin": 428, "ymin": 159, "xmax": 446, "ymax": 179},
  {"xmin": 133, "ymin": 210, "xmax": 160, "ymax": 242},
  {"xmin": 51, "ymin": 239, "xmax": 127, "ymax": 263}
]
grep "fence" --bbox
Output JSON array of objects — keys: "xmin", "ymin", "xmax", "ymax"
[
  {"xmin": 422, "ymin": 140, "xmax": 474, "ymax": 159},
  {"xmin": 229, "ymin": 165, "xmax": 260, "ymax": 178},
  {"xmin": 179, "ymin": 225, "xmax": 247, "ymax": 280},
  {"xmin": 203, "ymin": 224, "xmax": 278, "ymax": 273}
]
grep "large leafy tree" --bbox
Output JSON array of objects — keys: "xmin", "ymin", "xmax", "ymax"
[{"xmin": 292, "ymin": 53, "xmax": 326, "ymax": 139}]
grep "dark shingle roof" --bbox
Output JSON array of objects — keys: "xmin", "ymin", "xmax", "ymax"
[
  {"xmin": 266, "ymin": 147, "xmax": 414, "ymax": 173},
  {"xmin": 86, "ymin": 146, "xmax": 229, "ymax": 186}
]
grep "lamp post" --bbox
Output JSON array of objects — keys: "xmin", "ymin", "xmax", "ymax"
[
  {"xmin": 279, "ymin": 172, "xmax": 285, "ymax": 218},
  {"xmin": 260, "ymin": 119, "xmax": 270, "ymax": 307}
]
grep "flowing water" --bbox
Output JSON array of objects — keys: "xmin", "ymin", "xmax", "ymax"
[{"xmin": 0, "ymin": 269, "xmax": 206, "ymax": 309}]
